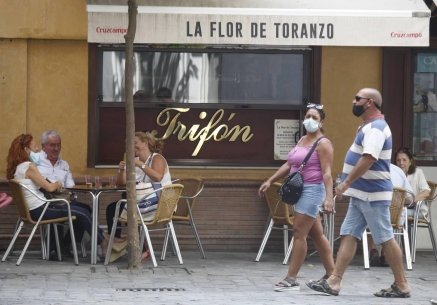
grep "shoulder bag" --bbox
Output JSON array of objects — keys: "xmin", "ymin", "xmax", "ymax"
[{"xmin": 277, "ymin": 137, "xmax": 324, "ymax": 205}]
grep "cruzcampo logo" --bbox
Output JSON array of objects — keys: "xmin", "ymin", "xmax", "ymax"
[{"xmin": 152, "ymin": 108, "xmax": 254, "ymax": 156}]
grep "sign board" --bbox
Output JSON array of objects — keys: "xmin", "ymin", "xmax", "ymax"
[
  {"xmin": 274, "ymin": 119, "xmax": 300, "ymax": 160},
  {"xmin": 417, "ymin": 54, "xmax": 437, "ymax": 73}
]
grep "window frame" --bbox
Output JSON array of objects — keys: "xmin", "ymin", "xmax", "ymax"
[{"xmin": 87, "ymin": 44, "xmax": 320, "ymax": 167}]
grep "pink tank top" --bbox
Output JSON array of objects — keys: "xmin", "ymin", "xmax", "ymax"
[{"xmin": 287, "ymin": 137, "xmax": 332, "ymax": 184}]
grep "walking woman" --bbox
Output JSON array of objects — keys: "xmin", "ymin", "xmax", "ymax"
[{"xmin": 258, "ymin": 104, "xmax": 335, "ymax": 291}]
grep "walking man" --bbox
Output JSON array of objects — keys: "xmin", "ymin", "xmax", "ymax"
[{"xmin": 307, "ymin": 88, "xmax": 411, "ymax": 298}]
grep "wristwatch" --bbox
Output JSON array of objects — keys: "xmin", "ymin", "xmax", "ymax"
[{"xmin": 141, "ymin": 163, "xmax": 147, "ymax": 170}]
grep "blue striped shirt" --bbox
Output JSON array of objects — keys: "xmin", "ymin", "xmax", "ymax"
[{"xmin": 342, "ymin": 118, "xmax": 393, "ymax": 206}]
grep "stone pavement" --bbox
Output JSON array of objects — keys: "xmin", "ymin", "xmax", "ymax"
[{"xmin": 0, "ymin": 249, "xmax": 436, "ymax": 305}]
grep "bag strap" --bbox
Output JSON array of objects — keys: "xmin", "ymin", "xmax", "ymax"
[{"xmin": 298, "ymin": 136, "xmax": 325, "ymax": 171}]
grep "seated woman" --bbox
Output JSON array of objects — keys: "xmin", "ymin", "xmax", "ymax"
[
  {"xmin": 395, "ymin": 147, "xmax": 431, "ymax": 220},
  {"xmin": 106, "ymin": 131, "xmax": 172, "ymax": 260},
  {"xmin": 6, "ymin": 134, "xmax": 124, "ymax": 259}
]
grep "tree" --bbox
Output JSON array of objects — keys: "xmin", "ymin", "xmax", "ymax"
[{"xmin": 124, "ymin": 0, "xmax": 141, "ymax": 269}]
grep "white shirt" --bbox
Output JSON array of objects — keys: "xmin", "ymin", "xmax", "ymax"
[
  {"xmin": 14, "ymin": 162, "xmax": 46, "ymax": 210},
  {"xmin": 37, "ymin": 151, "xmax": 75, "ymax": 188}
]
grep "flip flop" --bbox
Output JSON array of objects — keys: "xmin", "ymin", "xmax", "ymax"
[
  {"xmin": 274, "ymin": 277, "xmax": 300, "ymax": 292},
  {"xmin": 307, "ymin": 279, "xmax": 339, "ymax": 296},
  {"xmin": 374, "ymin": 283, "xmax": 411, "ymax": 298}
]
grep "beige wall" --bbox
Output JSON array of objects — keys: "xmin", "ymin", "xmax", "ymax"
[
  {"xmin": 321, "ymin": 46, "xmax": 383, "ymax": 176},
  {"xmin": 0, "ymin": 0, "xmax": 87, "ymax": 40}
]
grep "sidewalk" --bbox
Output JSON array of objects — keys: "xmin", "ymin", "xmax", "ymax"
[{"xmin": 0, "ymin": 250, "xmax": 436, "ymax": 305}]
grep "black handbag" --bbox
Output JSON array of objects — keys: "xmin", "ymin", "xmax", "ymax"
[{"xmin": 278, "ymin": 137, "xmax": 324, "ymax": 205}]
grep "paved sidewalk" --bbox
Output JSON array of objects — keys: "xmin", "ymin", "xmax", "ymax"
[{"xmin": 0, "ymin": 250, "xmax": 436, "ymax": 305}]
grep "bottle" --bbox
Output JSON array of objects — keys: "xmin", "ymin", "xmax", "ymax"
[{"xmin": 335, "ymin": 174, "xmax": 341, "ymax": 188}]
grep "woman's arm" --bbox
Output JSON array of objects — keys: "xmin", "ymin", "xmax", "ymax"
[
  {"xmin": 25, "ymin": 163, "xmax": 62, "ymax": 192},
  {"xmin": 135, "ymin": 155, "xmax": 167, "ymax": 182},
  {"xmin": 116, "ymin": 161, "xmax": 127, "ymax": 185},
  {"xmin": 317, "ymin": 140, "xmax": 334, "ymax": 213},
  {"xmin": 414, "ymin": 169, "xmax": 430, "ymax": 202},
  {"xmin": 258, "ymin": 162, "xmax": 291, "ymax": 197}
]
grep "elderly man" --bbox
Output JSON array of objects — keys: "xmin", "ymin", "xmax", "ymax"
[
  {"xmin": 38, "ymin": 130, "xmax": 92, "ymax": 259},
  {"xmin": 308, "ymin": 88, "xmax": 411, "ymax": 298}
]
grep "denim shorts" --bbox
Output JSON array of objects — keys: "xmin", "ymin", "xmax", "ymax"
[
  {"xmin": 294, "ymin": 183, "xmax": 326, "ymax": 219},
  {"xmin": 340, "ymin": 197, "xmax": 393, "ymax": 245}
]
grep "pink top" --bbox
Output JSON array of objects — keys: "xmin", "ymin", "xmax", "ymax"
[{"xmin": 287, "ymin": 137, "xmax": 332, "ymax": 184}]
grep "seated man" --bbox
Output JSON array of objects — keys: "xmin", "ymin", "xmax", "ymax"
[
  {"xmin": 37, "ymin": 130, "xmax": 92, "ymax": 259},
  {"xmin": 367, "ymin": 163, "xmax": 413, "ymax": 267}
]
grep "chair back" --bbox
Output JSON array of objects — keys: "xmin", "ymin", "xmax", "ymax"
[
  {"xmin": 264, "ymin": 183, "xmax": 293, "ymax": 226},
  {"xmin": 152, "ymin": 184, "xmax": 184, "ymax": 224},
  {"xmin": 8, "ymin": 179, "xmax": 34, "ymax": 224},
  {"xmin": 427, "ymin": 180, "xmax": 437, "ymax": 201},
  {"xmin": 390, "ymin": 186, "xmax": 407, "ymax": 230},
  {"xmin": 173, "ymin": 178, "xmax": 203, "ymax": 219}
]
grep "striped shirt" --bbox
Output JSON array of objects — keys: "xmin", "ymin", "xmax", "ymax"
[{"xmin": 342, "ymin": 117, "xmax": 393, "ymax": 206}]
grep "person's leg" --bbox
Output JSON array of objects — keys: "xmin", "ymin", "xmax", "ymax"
[
  {"xmin": 63, "ymin": 200, "xmax": 91, "ymax": 248},
  {"xmin": 367, "ymin": 234, "xmax": 382, "ymax": 266},
  {"xmin": 308, "ymin": 216, "xmax": 334, "ymax": 276},
  {"xmin": 284, "ymin": 212, "xmax": 316, "ymax": 280},
  {"xmin": 368, "ymin": 205, "xmax": 410, "ymax": 296},
  {"xmin": 106, "ymin": 200, "xmax": 126, "ymax": 238}
]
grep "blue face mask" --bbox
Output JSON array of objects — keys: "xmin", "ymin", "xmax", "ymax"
[
  {"xmin": 303, "ymin": 118, "xmax": 320, "ymax": 133},
  {"xmin": 29, "ymin": 151, "xmax": 41, "ymax": 166}
]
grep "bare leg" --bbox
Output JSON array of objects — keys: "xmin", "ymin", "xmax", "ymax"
[
  {"xmin": 325, "ymin": 235, "xmax": 358, "ymax": 292},
  {"xmin": 376, "ymin": 238, "xmax": 410, "ymax": 294},
  {"xmin": 308, "ymin": 216, "xmax": 334, "ymax": 276},
  {"xmin": 284, "ymin": 212, "xmax": 316, "ymax": 281}
]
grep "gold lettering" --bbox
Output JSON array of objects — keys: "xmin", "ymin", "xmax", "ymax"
[{"xmin": 153, "ymin": 108, "xmax": 253, "ymax": 156}]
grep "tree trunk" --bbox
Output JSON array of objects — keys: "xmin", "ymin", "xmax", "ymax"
[{"xmin": 124, "ymin": 0, "xmax": 140, "ymax": 270}]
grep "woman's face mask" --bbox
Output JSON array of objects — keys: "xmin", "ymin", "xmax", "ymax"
[
  {"xmin": 303, "ymin": 118, "xmax": 320, "ymax": 133},
  {"xmin": 29, "ymin": 151, "xmax": 41, "ymax": 166}
]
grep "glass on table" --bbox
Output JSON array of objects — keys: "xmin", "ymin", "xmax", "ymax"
[
  {"xmin": 109, "ymin": 175, "xmax": 117, "ymax": 188},
  {"xmin": 95, "ymin": 176, "xmax": 102, "ymax": 189},
  {"xmin": 85, "ymin": 175, "xmax": 92, "ymax": 188}
]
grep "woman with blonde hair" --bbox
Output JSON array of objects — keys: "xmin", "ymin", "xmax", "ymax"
[{"xmin": 106, "ymin": 131, "xmax": 172, "ymax": 260}]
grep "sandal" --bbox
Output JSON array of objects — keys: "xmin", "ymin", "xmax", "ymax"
[
  {"xmin": 274, "ymin": 277, "xmax": 300, "ymax": 292},
  {"xmin": 374, "ymin": 283, "xmax": 411, "ymax": 298},
  {"xmin": 307, "ymin": 280, "xmax": 339, "ymax": 296},
  {"xmin": 305, "ymin": 274, "xmax": 329, "ymax": 289}
]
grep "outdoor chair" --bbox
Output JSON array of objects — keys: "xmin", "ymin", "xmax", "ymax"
[
  {"xmin": 2, "ymin": 179, "xmax": 79, "ymax": 266},
  {"xmin": 166, "ymin": 178, "xmax": 205, "ymax": 258},
  {"xmin": 104, "ymin": 184, "xmax": 184, "ymax": 267},
  {"xmin": 362, "ymin": 187, "xmax": 412, "ymax": 270},
  {"xmin": 255, "ymin": 182, "xmax": 294, "ymax": 263},
  {"xmin": 409, "ymin": 180, "xmax": 437, "ymax": 263}
]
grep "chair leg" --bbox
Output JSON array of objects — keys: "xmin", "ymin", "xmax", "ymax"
[
  {"xmin": 161, "ymin": 224, "xmax": 170, "ymax": 261},
  {"xmin": 403, "ymin": 220, "xmax": 412, "ymax": 271},
  {"xmin": 53, "ymin": 224, "xmax": 62, "ymax": 261},
  {"xmin": 189, "ymin": 218, "xmax": 206, "ymax": 259},
  {"xmin": 10, "ymin": 218, "xmax": 21, "ymax": 255},
  {"xmin": 362, "ymin": 230, "xmax": 370, "ymax": 270},
  {"xmin": 283, "ymin": 236, "xmax": 294, "ymax": 265},
  {"xmin": 2, "ymin": 221, "xmax": 24, "ymax": 262},
  {"xmin": 66, "ymin": 217, "xmax": 79, "ymax": 266},
  {"xmin": 40, "ymin": 226, "xmax": 47, "ymax": 260},
  {"xmin": 16, "ymin": 222, "xmax": 41, "ymax": 266},
  {"xmin": 168, "ymin": 221, "xmax": 183, "ymax": 264},
  {"xmin": 136, "ymin": 205, "xmax": 157, "ymax": 267},
  {"xmin": 81, "ymin": 240, "xmax": 87, "ymax": 258},
  {"xmin": 428, "ymin": 221, "xmax": 437, "ymax": 261},
  {"xmin": 46, "ymin": 224, "xmax": 51, "ymax": 261},
  {"xmin": 255, "ymin": 219, "xmax": 274, "ymax": 262},
  {"xmin": 412, "ymin": 215, "xmax": 419, "ymax": 263},
  {"xmin": 283, "ymin": 225, "xmax": 288, "ymax": 257}
]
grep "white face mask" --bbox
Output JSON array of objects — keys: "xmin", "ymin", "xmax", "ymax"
[
  {"xmin": 303, "ymin": 118, "xmax": 320, "ymax": 133},
  {"xmin": 29, "ymin": 151, "xmax": 41, "ymax": 166}
]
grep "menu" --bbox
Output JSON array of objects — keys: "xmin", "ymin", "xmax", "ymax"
[{"xmin": 274, "ymin": 119, "xmax": 300, "ymax": 160}]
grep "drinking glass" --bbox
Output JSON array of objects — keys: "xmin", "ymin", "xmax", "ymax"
[
  {"xmin": 95, "ymin": 176, "xmax": 102, "ymax": 189},
  {"xmin": 109, "ymin": 176, "xmax": 116, "ymax": 188},
  {"xmin": 85, "ymin": 175, "xmax": 92, "ymax": 188}
]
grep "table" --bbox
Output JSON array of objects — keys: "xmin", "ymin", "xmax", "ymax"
[{"xmin": 67, "ymin": 185, "xmax": 125, "ymax": 264}]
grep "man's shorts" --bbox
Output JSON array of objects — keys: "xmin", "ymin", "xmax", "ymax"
[{"xmin": 340, "ymin": 197, "xmax": 393, "ymax": 245}]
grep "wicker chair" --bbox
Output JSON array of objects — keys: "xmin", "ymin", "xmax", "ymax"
[
  {"xmin": 362, "ymin": 187, "xmax": 412, "ymax": 270},
  {"xmin": 104, "ymin": 184, "xmax": 184, "ymax": 267},
  {"xmin": 255, "ymin": 182, "xmax": 294, "ymax": 263},
  {"xmin": 167, "ymin": 178, "xmax": 205, "ymax": 258},
  {"xmin": 2, "ymin": 179, "xmax": 79, "ymax": 266},
  {"xmin": 409, "ymin": 180, "xmax": 437, "ymax": 263}
]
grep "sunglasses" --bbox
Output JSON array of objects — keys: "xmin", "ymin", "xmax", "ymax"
[
  {"xmin": 307, "ymin": 103, "xmax": 324, "ymax": 110},
  {"xmin": 396, "ymin": 147, "xmax": 412, "ymax": 154},
  {"xmin": 355, "ymin": 96, "xmax": 371, "ymax": 102}
]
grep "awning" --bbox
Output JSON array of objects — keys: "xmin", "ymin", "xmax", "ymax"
[{"xmin": 86, "ymin": 0, "xmax": 430, "ymax": 47}]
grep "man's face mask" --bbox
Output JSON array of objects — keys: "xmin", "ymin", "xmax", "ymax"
[{"xmin": 352, "ymin": 100, "xmax": 369, "ymax": 117}]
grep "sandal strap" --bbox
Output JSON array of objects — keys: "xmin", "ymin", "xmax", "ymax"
[{"xmin": 283, "ymin": 277, "xmax": 296, "ymax": 286}]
